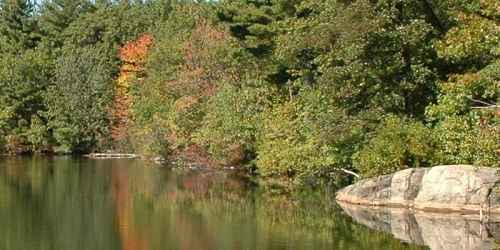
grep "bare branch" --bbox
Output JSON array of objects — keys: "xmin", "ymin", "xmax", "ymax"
[
  {"xmin": 471, "ymin": 106, "xmax": 500, "ymax": 109},
  {"xmin": 466, "ymin": 97, "xmax": 498, "ymax": 107}
]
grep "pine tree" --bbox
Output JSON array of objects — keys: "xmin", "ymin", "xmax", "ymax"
[
  {"xmin": 217, "ymin": 0, "xmax": 299, "ymax": 58},
  {"xmin": 216, "ymin": 0, "xmax": 302, "ymax": 86},
  {"xmin": 39, "ymin": 0, "xmax": 93, "ymax": 48},
  {"xmin": 0, "ymin": 0, "xmax": 40, "ymax": 51}
]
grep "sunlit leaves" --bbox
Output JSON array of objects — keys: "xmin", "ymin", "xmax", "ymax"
[
  {"xmin": 353, "ymin": 115, "xmax": 435, "ymax": 177},
  {"xmin": 436, "ymin": 12, "xmax": 499, "ymax": 66}
]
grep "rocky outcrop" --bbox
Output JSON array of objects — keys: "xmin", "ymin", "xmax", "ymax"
[
  {"xmin": 336, "ymin": 165, "xmax": 500, "ymax": 213},
  {"xmin": 339, "ymin": 202, "xmax": 500, "ymax": 250}
]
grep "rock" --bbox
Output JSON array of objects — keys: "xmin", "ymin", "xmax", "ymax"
[
  {"xmin": 152, "ymin": 156, "xmax": 166, "ymax": 165},
  {"xmin": 338, "ymin": 202, "xmax": 500, "ymax": 250},
  {"xmin": 336, "ymin": 165, "xmax": 500, "ymax": 213},
  {"xmin": 390, "ymin": 168, "xmax": 428, "ymax": 206}
]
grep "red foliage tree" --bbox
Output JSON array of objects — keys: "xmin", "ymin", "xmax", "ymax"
[{"xmin": 111, "ymin": 34, "xmax": 154, "ymax": 143}]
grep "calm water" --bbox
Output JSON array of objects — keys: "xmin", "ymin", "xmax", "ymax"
[{"xmin": 0, "ymin": 157, "xmax": 431, "ymax": 250}]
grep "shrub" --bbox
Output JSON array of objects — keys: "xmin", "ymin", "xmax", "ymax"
[
  {"xmin": 195, "ymin": 84, "xmax": 273, "ymax": 165},
  {"xmin": 256, "ymin": 88, "xmax": 364, "ymax": 184},
  {"xmin": 0, "ymin": 108, "xmax": 13, "ymax": 153},
  {"xmin": 26, "ymin": 115, "xmax": 50, "ymax": 152},
  {"xmin": 130, "ymin": 115, "xmax": 171, "ymax": 159},
  {"xmin": 431, "ymin": 115, "xmax": 499, "ymax": 167},
  {"xmin": 257, "ymin": 101, "xmax": 321, "ymax": 178},
  {"xmin": 353, "ymin": 115, "xmax": 435, "ymax": 177}
]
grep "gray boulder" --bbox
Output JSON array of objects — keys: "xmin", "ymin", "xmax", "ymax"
[{"xmin": 336, "ymin": 165, "xmax": 500, "ymax": 213}]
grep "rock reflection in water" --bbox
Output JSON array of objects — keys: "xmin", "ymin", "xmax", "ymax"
[{"xmin": 338, "ymin": 202, "xmax": 500, "ymax": 250}]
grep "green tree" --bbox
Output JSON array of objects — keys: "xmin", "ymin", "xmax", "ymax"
[
  {"xmin": 426, "ymin": 61, "xmax": 499, "ymax": 167},
  {"xmin": 0, "ymin": 49, "xmax": 52, "ymax": 152},
  {"xmin": 425, "ymin": 0, "xmax": 499, "ymax": 168},
  {"xmin": 0, "ymin": 0, "xmax": 40, "ymax": 51},
  {"xmin": 217, "ymin": 0, "xmax": 302, "ymax": 87},
  {"xmin": 195, "ymin": 83, "xmax": 274, "ymax": 165},
  {"xmin": 39, "ymin": 0, "xmax": 94, "ymax": 48},
  {"xmin": 45, "ymin": 46, "xmax": 113, "ymax": 153},
  {"xmin": 279, "ymin": 0, "xmax": 440, "ymax": 117},
  {"xmin": 256, "ymin": 87, "xmax": 369, "ymax": 184}
]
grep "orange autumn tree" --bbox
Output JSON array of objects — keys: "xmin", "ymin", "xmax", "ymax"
[
  {"xmin": 111, "ymin": 34, "xmax": 154, "ymax": 144},
  {"xmin": 125, "ymin": 16, "xmax": 239, "ymax": 160},
  {"xmin": 163, "ymin": 19, "xmax": 238, "ymax": 159}
]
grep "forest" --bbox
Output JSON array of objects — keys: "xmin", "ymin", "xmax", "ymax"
[{"xmin": 0, "ymin": 0, "xmax": 498, "ymax": 186}]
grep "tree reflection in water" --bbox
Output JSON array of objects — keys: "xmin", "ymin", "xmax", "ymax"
[{"xmin": 0, "ymin": 157, "xmax": 428, "ymax": 250}]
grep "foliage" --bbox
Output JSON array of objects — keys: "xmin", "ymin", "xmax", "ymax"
[
  {"xmin": 0, "ymin": 49, "xmax": 52, "ymax": 153},
  {"xmin": 45, "ymin": 46, "xmax": 113, "ymax": 153},
  {"xmin": 0, "ymin": 0, "xmax": 165, "ymax": 154},
  {"xmin": 435, "ymin": 0, "xmax": 499, "ymax": 69},
  {"xmin": 256, "ymin": 88, "xmax": 368, "ymax": 185},
  {"xmin": 131, "ymin": 5, "xmax": 236, "ymax": 156},
  {"xmin": 424, "ymin": 1, "xmax": 500, "ymax": 168},
  {"xmin": 195, "ymin": 83, "xmax": 273, "ymax": 165},
  {"xmin": 353, "ymin": 115, "xmax": 435, "ymax": 177},
  {"xmin": 129, "ymin": 4, "xmax": 200, "ymax": 155},
  {"xmin": 0, "ymin": 0, "xmax": 498, "ymax": 186},
  {"xmin": 119, "ymin": 33, "xmax": 153, "ymax": 68},
  {"xmin": 39, "ymin": 0, "xmax": 93, "ymax": 49},
  {"xmin": 111, "ymin": 33, "xmax": 154, "ymax": 147},
  {"xmin": 430, "ymin": 115, "xmax": 499, "ymax": 167},
  {"xmin": 426, "ymin": 60, "xmax": 500, "ymax": 167},
  {"xmin": 0, "ymin": 0, "xmax": 40, "ymax": 51}
]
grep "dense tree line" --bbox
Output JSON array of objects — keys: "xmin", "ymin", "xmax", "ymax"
[{"xmin": 0, "ymin": 0, "xmax": 498, "ymax": 185}]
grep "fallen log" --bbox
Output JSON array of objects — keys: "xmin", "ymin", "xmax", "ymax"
[{"xmin": 84, "ymin": 153, "xmax": 139, "ymax": 159}]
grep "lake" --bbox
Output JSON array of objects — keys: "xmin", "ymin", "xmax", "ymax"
[{"xmin": 0, "ymin": 157, "xmax": 495, "ymax": 250}]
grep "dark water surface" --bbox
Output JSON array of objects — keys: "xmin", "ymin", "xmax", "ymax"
[{"xmin": 0, "ymin": 157, "xmax": 429, "ymax": 250}]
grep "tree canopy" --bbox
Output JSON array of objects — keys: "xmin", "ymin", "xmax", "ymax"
[{"xmin": 0, "ymin": 0, "xmax": 498, "ymax": 186}]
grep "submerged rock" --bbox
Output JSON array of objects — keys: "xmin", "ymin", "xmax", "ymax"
[{"xmin": 336, "ymin": 165, "xmax": 500, "ymax": 213}]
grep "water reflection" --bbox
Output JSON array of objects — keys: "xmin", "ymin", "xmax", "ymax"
[
  {"xmin": 338, "ymin": 202, "xmax": 500, "ymax": 250},
  {"xmin": 0, "ymin": 157, "xmax": 426, "ymax": 250}
]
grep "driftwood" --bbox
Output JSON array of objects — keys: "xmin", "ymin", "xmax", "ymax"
[
  {"xmin": 85, "ymin": 153, "xmax": 139, "ymax": 159},
  {"xmin": 337, "ymin": 168, "xmax": 361, "ymax": 178}
]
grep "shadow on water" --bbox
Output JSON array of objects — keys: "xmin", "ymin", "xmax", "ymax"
[
  {"xmin": 338, "ymin": 201, "xmax": 500, "ymax": 250},
  {"xmin": 0, "ymin": 156, "xmax": 474, "ymax": 250}
]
